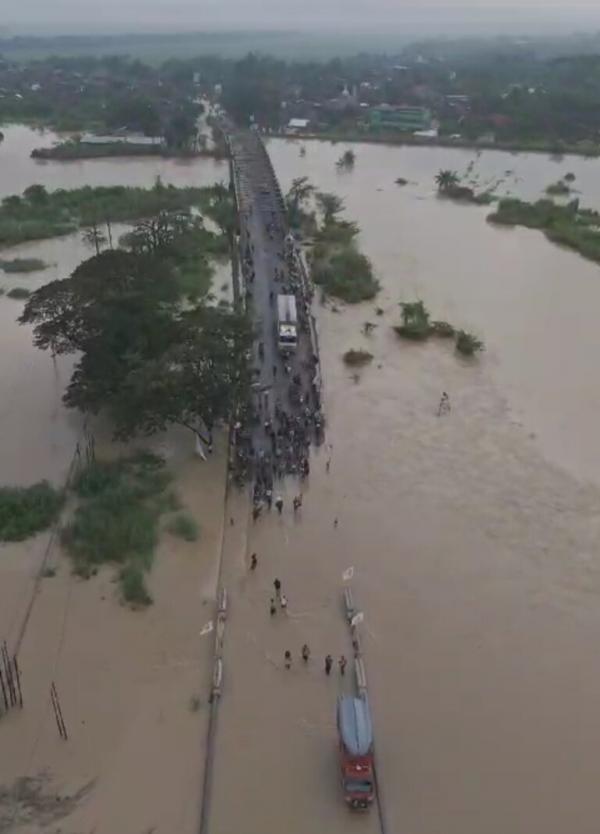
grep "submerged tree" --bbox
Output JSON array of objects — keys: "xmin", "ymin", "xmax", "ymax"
[
  {"xmin": 435, "ymin": 170, "xmax": 460, "ymax": 193},
  {"xmin": 336, "ymin": 149, "xmax": 356, "ymax": 168},
  {"xmin": 20, "ymin": 245, "xmax": 251, "ymax": 446},
  {"xmin": 316, "ymin": 191, "xmax": 346, "ymax": 225}
]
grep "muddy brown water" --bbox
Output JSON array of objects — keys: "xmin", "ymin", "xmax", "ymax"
[{"xmin": 3, "ymin": 126, "xmax": 600, "ymax": 832}]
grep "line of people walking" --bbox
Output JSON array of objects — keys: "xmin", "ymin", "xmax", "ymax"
[{"xmin": 284, "ymin": 646, "xmax": 347, "ymax": 675}]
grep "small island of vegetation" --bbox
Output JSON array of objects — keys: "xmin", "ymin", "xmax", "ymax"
[
  {"xmin": 285, "ymin": 178, "xmax": 379, "ymax": 303},
  {"xmin": 435, "ymin": 169, "xmax": 495, "ymax": 205},
  {"xmin": 0, "ymin": 181, "xmax": 227, "ymax": 249},
  {"xmin": 0, "ymin": 257, "xmax": 48, "ymax": 273},
  {"xmin": 488, "ymin": 197, "xmax": 600, "ymax": 266},
  {"xmin": 394, "ymin": 300, "xmax": 484, "ymax": 357},
  {"xmin": 343, "ymin": 348, "xmax": 374, "ymax": 367},
  {"xmin": 7, "ymin": 287, "xmax": 31, "ymax": 299},
  {"xmin": 17, "ymin": 205, "xmax": 250, "ymax": 604}
]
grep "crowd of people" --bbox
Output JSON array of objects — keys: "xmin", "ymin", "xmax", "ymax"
[{"xmin": 229, "ymin": 169, "xmax": 324, "ymax": 514}]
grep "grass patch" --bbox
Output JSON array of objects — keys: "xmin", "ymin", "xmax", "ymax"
[
  {"xmin": 62, "ymin": 452, "xmax": 172, "ymax": 607},
  {"xmin": 343, "ymin": 348, "xmax": 373, "ymax": 367},
  {"xmin": 167, "ymin": 513, "xmax": 199, "ymax": 542},
  {"xmin": 7, "ymin": 287, "xmax": 31, "ymax": 299},
  {"xmin": 0, "ymin": 481, "xmax": 64, "ymax": 542},
  {"xmin": 0, "ymin": 257, "xmax": 47, "ymax": 273},
  {"xmin": 456, "ymin": 330, "xmax": 484, "ymax": 356}
]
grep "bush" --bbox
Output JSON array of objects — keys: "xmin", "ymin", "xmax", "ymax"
[
  {"xmin": 456, "ymin": 330, "xmax": 484, "ymax": 356},
  {"xmin": 395, "ymin": 300, "xmax": 431, "ymax": 340},
  {"xmin": 395, "ymin": 177, "xmax": 408, "ymax": 186},
  {"xmin": 119, "ymin": 563, "xmax": 152, "ymax": 607},
  {"xmin": 546, "ymin": 180, "xmax": 570, "ymax": 196},
  {"xmin": 312, "ymin": 247, "xmax": 380, "ymax": 303},
  {"xmin": 0, "ymin": 481, "xmax": 64, "ymax": 541},
  {"xmin": 168, "ymin": 513, "xmax": 199, "ymax": 542},
  {"xmin": 564, "ymin": 172, "xmax": 576, "ymax": 182},
  {"xmin": 0, "ymin": 258, "xmax": 47, "ymax": 273},
  {"xmin": 431, "ymin": 320, "xmax": 456, "ymax": 338},
  {"xmin": 63, "ymin": 453, "xmax": 171, "ymax": 605},
  {"xmin": 7, "ymin": 287, "xmax": 31, "ymax": 299},
  {"xmin": 343, "ymin": 349, "xmax": 373, "ymax": 367}
]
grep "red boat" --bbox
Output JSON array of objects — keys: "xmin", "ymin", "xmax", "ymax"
[{"xmin": 337, "ymin": 695, "xmax": 375, "ymax": 809}]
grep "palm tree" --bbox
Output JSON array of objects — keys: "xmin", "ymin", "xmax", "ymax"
[
  {"xmin": 316, "ymin": 191, "xmax": 345, "ymax": 225},
  {"xmin": 286, "ymin": 176, "xmax": 315, "ymax": 228},
  {"xmin": 287, "ymin": 176, "xmax": 314, "ymax": 208},
  {"xmin": 435, "ymin": 170, "xmax": 460, "ymax": 193}
]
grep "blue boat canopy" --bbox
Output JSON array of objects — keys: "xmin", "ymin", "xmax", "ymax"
[{"xmin": 338, "ymin": 696, "xmax": 373, "ymax": 756}]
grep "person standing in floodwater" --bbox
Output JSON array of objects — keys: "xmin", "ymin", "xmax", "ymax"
[
  {"xmin": 270, "ymin": 598, "xmax": 277, "ymax": 616},
  {"xmin": 302, "ymin": 644, "xmax": 310, "ymax": 663},
  {"xmin": 284, "ymin": 650, "xmax": 292, "ymax": 669},
  {"xmin": 274, "ymin": 578, "xmax": 282, "ymax": 597},
  {"xmin": 250, "ymin": 553, "xmax": 258, "ymax": 570},
  {"xmin": 275, "ymin": 496, "xmax": 284, "ymax": 514},
  {"xmin": 325, "ymin": 654, "xmax": 333, "ymax": 675},
  {"xmin": 339, "ymin": 655, "xmax": 347, "ymax": 676}
]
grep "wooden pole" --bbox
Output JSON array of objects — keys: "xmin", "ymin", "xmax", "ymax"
[
  {"xmin": 50, "ymin": 682, "xmax": 67, "ymax": 740},
  {"xmin": 2, "ymin": 642, "xmax": 15, "ymax": 707},
  {"xmin": 12, "ymin": 655, "xmax": 23, "ymax": 708},
  {"xmin": 0, "ymin": 667, "xmax": 8, "ymax": 712}
]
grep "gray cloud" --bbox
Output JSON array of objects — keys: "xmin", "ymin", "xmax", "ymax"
[{"xmin": 3, "ymin": 0, "xmax": 600, "ymax": 35}]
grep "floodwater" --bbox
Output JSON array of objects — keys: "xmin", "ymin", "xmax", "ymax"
[
  {"xmin": 211, "ymin": 136, "xmax": 600, "ymax": 834},
  {"xmin": 3, "ymin": 125, "xmax": 600, "ymax": 832},
  {"xmin": 0, "ymin": 123, "xmax": 228, "ymax": 199}
]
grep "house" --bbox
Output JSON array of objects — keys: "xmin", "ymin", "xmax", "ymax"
[
  {"xmin": 79, "ymin": 133, "xmax": 164, "ymax": 147},
  {"xmin": 287, "ymin": 118, "xmax": 310, "ymax": 134},
  {"xmin": 369, "ymin": 105, "xmax": 432, "ymax": 133}
]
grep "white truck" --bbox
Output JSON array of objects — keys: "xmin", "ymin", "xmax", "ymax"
[{"xmin": 277, "ymin": 294, "xmax": 298, "ymax": 354}]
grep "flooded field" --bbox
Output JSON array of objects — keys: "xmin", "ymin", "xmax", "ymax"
[
  {"xmin": 3, "ymin": 124, "xmax": 600, "ymax": 832},
  {"xmin": 0, "ymin": 124, "xmax": 229, "ymax": 199}
]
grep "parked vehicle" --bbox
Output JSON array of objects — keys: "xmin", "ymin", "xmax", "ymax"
[
  {"xmin": 277, "ymin": 294, "xmax": 297, "ymax": 354},
  {"xmin": 337, "ymin": 695, "xmax": 375, "ymax": 809}
]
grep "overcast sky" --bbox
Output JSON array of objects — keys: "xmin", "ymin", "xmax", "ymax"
[{"xmin": 3, "ymin": 0, "xmax": 600, "ymax": 35}]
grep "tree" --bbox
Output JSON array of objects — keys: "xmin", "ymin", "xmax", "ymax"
[
  {"xmin": 20, "ymin": 244, "xmax": 250, "ymax": 445},
  {"xmin": 435, "ymin": 170, "xmax": 460, "ymax": 192},
  {"xmin": 222, "ymin": 53, "xmax": 284, "ymax": 127},
  {"xmin": 23, "ymin": 184, "xmax": 48, "ymax": 205},
  {"xmin": 287, "ymin": 177, "xmax": 314, "ymax": 208},
  {"xmin": 165, "ymin": 109, "xmax": 198, "ymax": 151},
  {"xmin": 286, "ymin": 177, "xmax": 315, "ymax": 229},
  {"xmin": 81, "ymin": 223, "xmax": 107, "ymax": 256},
  {"xmin": 105, "ymin": 95, "xmax": 162, "ymax": 137},
  {"xmin": 109, "ymin": 307, "xmax": 252, "ymax": 445},
  {"xmin": 316, "ymin": 192, "xmax": 345, "ymax": 225},
  {"xmin": 2, "ymin": 195, "xmax": 22, "ymax": 210},
  {"xmin": 336, "ymin": 149, "xmax": 356, "ymax": 168}
]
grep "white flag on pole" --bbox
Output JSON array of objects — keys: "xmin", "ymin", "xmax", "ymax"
[
  {"xmin": 342, "ymin": 567, "xmax": 354, "ymax": 582},
  {"xmin": 200, "ymin": 621, "xmax": 214, "ymax": 637},
  {"xmin": 351, "ymin": 611, "xmax": 364, "ymax": 627}
]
